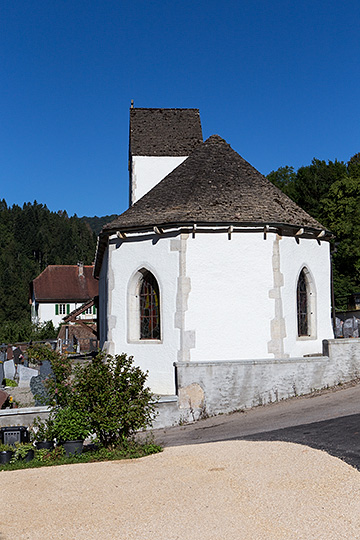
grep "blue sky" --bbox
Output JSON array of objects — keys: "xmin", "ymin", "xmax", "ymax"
[{"xmin": 1, "ymin": 0, "xmax": 360, "ymax": 217}]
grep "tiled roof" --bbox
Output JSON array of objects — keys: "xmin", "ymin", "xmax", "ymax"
[
  {"xmin": 32, "ymin": 265, "xmax": 98, "ymax": 302},
  {"xmin": 129, "ymin": 108, "xmax": 203, "ymax": 156},
  {"xmin": 105, "ymin": 135, "xmax": 326, "ymax": 232}
]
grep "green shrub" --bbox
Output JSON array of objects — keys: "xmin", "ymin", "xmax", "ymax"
[
  {"xmin": 32, "ymin": 416, "xmax": 55, "ymax": 442},
  {"xmin": 10, "ymin": 442, "xmax": 34, "ymax": 462},
  {"xmin": 52, "ymin": 406, "xmax": 90, "ymax": 442},
  {"xmin": 35, "ymin": 446, "xmax": 65, "ymax": 463},
  {"xmin": 72, "ymin": 352, "xmax": 156, "ymax": 447},
  {"xmin": 0, "ymin": 443, "xmax": 14, "ymax": 452}
]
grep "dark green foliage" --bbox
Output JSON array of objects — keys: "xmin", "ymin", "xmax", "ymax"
[
  {"xmin": 0, "ymin": 320, "xmax": 57, "ymax": 344},
  {"xmin": 267, "ymin": 153, "xmax": 360, "ymax": 309},
  {"xmin": 51, "ymin": 407, "xmax": 91, "ymax": 442},
  {"xmin": 267, "ymin": 166, "xmax": 297, "ymax": 200},
  {"xmin": 0, "ymin": 199, "xmax": 97, "ymax": 328},
  {"xmin": 72, "ymin": 352, "xmax": 156, "ymax": 447},
  {"xmin": 26, "ymin": 346, "xmax": 155, "ymax": 449},
  {"xmin": 80, "ymin": 214, "xmax": 118, "ymax": 236},
  {"xmin": 10, "ymin": 442, "xmax": 35, "ymax": 462}
]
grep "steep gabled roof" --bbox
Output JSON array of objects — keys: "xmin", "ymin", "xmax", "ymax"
[
  {"xmin": 129, "ymin": 108, "xmax": 203, "ymax": 156},
  {"xmin": 31, "ymin": 265, "xmax": 98, "ymax": 302},
  {"xmin": 105, "ymin": 135, "xmax": 326, "ymax": 232}
]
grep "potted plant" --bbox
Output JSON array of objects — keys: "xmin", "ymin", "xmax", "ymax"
[
  {"xmin": 0, "ymin": 443, "xmax": 15, "ymax": 464},
  {"xmin": 52, "ymin": 407, "xmax": 90, "ymax": 456},
  {"xmin": 11, "ymin": 442, "xmax": 35, "ymax": 463},
  {"xmin": 32, "ymin": 416, "xmax": 55, "ymax": 450}
]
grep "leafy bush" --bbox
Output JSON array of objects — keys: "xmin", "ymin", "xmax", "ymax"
[
  {"xmin": 52, "ymin": 407, "xmax": 90, "ymax": 442},
  {"xmin": 32, "ymin": 416, "xmax": 55, "ymax": 443},
  {"xmin": 0, "ymin": 444, "xmax": 14, "ymax": 452},
  {"xmin": 10, "ymin": 442, "xmax": 34, "ymax": 462},
  {"xmin": 72, "ymin": 352, "xmax": 156, "ymax": 447},
  {"xmin": 34, "ymin": 446, "xmax": 65, "ymax": 463}
]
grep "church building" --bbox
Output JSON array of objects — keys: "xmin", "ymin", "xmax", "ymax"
[{"xmin": 94, "ymin": 107, "xmax": 334, "ymax": 396}]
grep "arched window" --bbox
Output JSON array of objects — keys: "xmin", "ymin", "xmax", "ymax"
[
  {"xmin": 297, "ymin": 268, "xmax": 309, "ymax": 336},
  {"xmin": 139, "ymin": 271, "xmax": 160, "ymax": 340}
]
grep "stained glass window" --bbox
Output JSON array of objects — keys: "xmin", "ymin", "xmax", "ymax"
[
  {"xmin": 297, "ymin": 269, "xmax": 308, "ymax": 336},
  {"xmin": 140, "ymin": 272, "xmax": 160, "ymax": 340}
]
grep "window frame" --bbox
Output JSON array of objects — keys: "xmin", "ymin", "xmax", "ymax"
[
  {"xmin": 56, "ymin": 303, "xmax": 68, "ymax": 315},
  {"xmin": 296, "ymin": 266, "xmax": 317, "ymax": 340},
  {"xmin": 128, "ymin": 267, "xmax": 162, "ymax": 344}
]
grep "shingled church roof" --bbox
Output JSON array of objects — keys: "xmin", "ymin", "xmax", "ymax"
[
  {"xmin": 130, "ymin": 108, "xmax": 203, "ymax": 156},
  {"xmin": 104, "ymin": 135, "xmax": 326, "ymax": 233},
  {"xmin": 94, "ymin": 135, "xmax": 331, "ymax": 277}
]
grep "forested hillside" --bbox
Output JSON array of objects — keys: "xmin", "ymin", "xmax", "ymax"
[
  {"xmin": 80, "ymin": 214, "xmax": 117, "ymax": 236},
  {"xmin": 0, "ymin": 200, "xmax": 97, "ymax": 340},
  {"xmin": 267, "ymin": 153, "xmax": 360, "ymax": 310}
]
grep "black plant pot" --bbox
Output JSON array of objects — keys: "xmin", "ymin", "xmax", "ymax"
[
  {"xmin": 22, "ymin": 449, "xmax": 35, "ymax": 462},
  {"xmin": 36, "ymin": 441, "xmax": 55, "ymax": 451},
  {"xmin": 0, "ymin": 451, "xmax": 14, "ymax": 464},
  {"xmin": 63, "ymin": 440, "xmax": 83, "ymax": 457}
]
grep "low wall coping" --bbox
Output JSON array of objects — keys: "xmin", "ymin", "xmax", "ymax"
[
  {"xmin": 324, "ymin": 338, "xmax": 360, "ymax": 345},
  {"xmin": 0, "ymin": 406, "xmax": 50, "ymax": 417},
  {"xmin": 157, "ymin": 395, "xmax": 178, "ymax": 403},
  {"xmin": 174, "ymin": 356, "xmax": 328, "ymax": 368}
]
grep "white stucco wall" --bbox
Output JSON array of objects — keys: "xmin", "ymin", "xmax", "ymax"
[
  {"xmin": 38, "ymin": 302, "xmax": 68, "ymax": 327},
  {"xmin": 105, "ymin": 233, "xmax": 180, "ymax": 394},
  {"xmin": 184, "ymin": 232, "xmax": 333, "ymax": 362},
  {"xmin": 101, "ymin": 229, "xmax": 333, "ymax": 395},
  {"xmin": 130, "ymin": 156, "xmax": 187, "ymax": 204},
  {"xmin": 185, "ymin": 232, "xmax": 274, "ymax": 361},
  {"xmin": 280, "ymin": 236, "xmax": 333, "ymax": 356},
  {"xmin": 36, "ymin": 302, "xmax": 96, "ymax": 327}
]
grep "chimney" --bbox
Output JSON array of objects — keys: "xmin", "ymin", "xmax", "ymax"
[{"xmin": 78, "ymin": 262, "xmax": 84, "ymax": 277}]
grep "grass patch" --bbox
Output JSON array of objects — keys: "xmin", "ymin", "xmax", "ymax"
[{"xmin": 0, "ymin": 439, "xmax": 162, "ymax": 472}]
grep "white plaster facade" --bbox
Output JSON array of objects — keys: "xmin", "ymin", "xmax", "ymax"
[
  {"xmin": 32, "ymin": 300, "xmax": 96, "ymax": 328},
  {"xmin": 100, "ymin": 232, "xmax": 180, "ymax": 394},
  {"xmin": 130, "ymin": 156, "xmax": 188, "ymax": 204},
  {"xmin": 99, "ymin": 229, "xmax": 333, "ymax": 395}
]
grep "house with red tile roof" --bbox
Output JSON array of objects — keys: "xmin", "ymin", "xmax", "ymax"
[{"xmin": 30, "ymin": 263, "xmax": 98, "ymax": 328}]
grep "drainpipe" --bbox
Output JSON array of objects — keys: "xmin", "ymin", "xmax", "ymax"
[{"xmin": 330, "ymin": 244, "xmax": 336, "ymax": 338}]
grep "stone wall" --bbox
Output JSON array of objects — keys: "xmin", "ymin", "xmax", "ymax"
[{"xmin": 175, "ymin": 338, "xmax": 360, "ymax": 419}]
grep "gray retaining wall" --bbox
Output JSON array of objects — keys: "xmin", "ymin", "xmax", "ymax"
[{"xmin": 174, "ymin": 338, "xmax": 360, "ymax": 419}]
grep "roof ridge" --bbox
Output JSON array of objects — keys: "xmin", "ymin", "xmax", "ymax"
[{"xmin": 130, "ymin": 107, "xmax": 200, "ymax": 111}]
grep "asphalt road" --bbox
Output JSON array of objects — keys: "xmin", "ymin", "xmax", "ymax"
[{"xmin": 152, "ymin": 381, "xmax": 360, "ymax": 471}]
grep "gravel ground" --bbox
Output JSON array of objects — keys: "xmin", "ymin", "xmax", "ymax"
[{"xmin": 1, "ymin": 440, "xmax": 360, "ymax": 540}]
